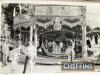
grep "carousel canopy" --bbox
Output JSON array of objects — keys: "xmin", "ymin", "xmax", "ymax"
[
  {"xmin": 13, "ymin": 5, "xmax": 86, "ymax": 30},
  {"xmin": 13, "ymin": 5, "xmax": 85, "ymax": 41}
]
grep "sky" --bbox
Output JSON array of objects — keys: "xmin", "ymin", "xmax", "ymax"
[{"xmin": 86, "ymin": 3, "xmax": 100, "ymax": 28}]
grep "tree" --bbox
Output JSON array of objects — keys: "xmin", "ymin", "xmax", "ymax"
[
  {"xmin": 1, "ymin": 4, "xmax": 11, "ymax": 43},
  {"xmin": 2, "ymin": 3, "xmax": 33, "ymax": 39},
  {"xmin": 86, "ymin": 25, "xmax": 91, "ymax": 32},
  {"xmin": 2, "ymin": 4, "xmax": 20, "ymax": 38}
]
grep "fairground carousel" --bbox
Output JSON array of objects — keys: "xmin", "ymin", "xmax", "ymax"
[{"xmin": 13, "ymin": 5, "xmax": 88, "ymax": 61}]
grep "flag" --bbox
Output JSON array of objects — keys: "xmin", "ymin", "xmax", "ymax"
[
  {"xmin": 13, "ymin": 7, "xmax": 16, "ymax": 17},
  {"xmin": 19, "ymin": 3, "xmax": 22, "ymax": 14}
]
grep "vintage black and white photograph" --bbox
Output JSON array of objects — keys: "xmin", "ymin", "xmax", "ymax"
[{"xmin": 0, "ymin": 0, "xmax": 100, "ymax": 73}]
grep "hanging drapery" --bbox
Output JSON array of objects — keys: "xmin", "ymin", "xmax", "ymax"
[
  {"xmin": 61, "ymin": 16, "xmax": 84, "ymax": 28},
  {"xmin": 34, "ymin": 17, "xmax": 54, "ymax": 28},
  {"xmin": 35, "ymin": 21, "xmax": 54, "ymax": 28}
]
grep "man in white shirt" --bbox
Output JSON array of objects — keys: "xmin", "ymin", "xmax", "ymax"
[{"xmin": 26, "ymin": 41, "xmax": 36, "ymax": 73}]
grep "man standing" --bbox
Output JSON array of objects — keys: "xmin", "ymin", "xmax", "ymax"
[{"xmin": 25, "ymin": 41, "xmax": 36, "ymax": 73}]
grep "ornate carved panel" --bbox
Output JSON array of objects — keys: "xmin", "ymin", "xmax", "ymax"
[{"xmin": 34, "ymin": 5, "xmax": 85, "ymax": 16}]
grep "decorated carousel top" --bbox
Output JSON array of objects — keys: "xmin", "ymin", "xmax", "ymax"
[{"xmin": 13, "ymin": 5, "xmax": 86, "ymax": 30}]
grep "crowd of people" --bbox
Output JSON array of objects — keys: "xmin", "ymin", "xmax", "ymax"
[{"xmin": 1, "ymin": 39, "xmax": 37, "ymax": 73}]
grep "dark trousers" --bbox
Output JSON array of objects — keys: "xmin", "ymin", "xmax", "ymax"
[{"xmin": 23, "ymin": 56, "xmax": 28, "ymax": 73}]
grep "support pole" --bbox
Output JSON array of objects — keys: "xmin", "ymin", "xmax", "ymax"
[
  {"xmin": 19, "ymin": 28, "xmax": 21, "ymax": 41},
  {"xmin": 13, "ymin": 30, "xmax": 15, "ymax": 40},
  {"xmin": 30, "ymin": 25, "xmax": 33, "ymax": 42},
  {"xmin": 34, "ymin": 25, "xmax": 37, "ymax": 57},
  {"xmin": 82, "ymin": 23, "xmax": 87, "ymax": 61}
]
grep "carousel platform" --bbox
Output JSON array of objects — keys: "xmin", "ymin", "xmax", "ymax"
[
  {"xmin": 34, "ymin": 56, "xmax": 100, "ymax": 65},
  {"xmin": 18, "ymin": 51, "xmax": 100, "ymax": 65},
  {"xmin": 18, "ymin": 55, "xmax": 100, "ymax": 65},
  {"xmin": 19, "ymin": 54, "xmax": 83, "ymax": 65},
  {"xmin": 33, "ymin": 56, "xmax": 84, "ymax": 65}
]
